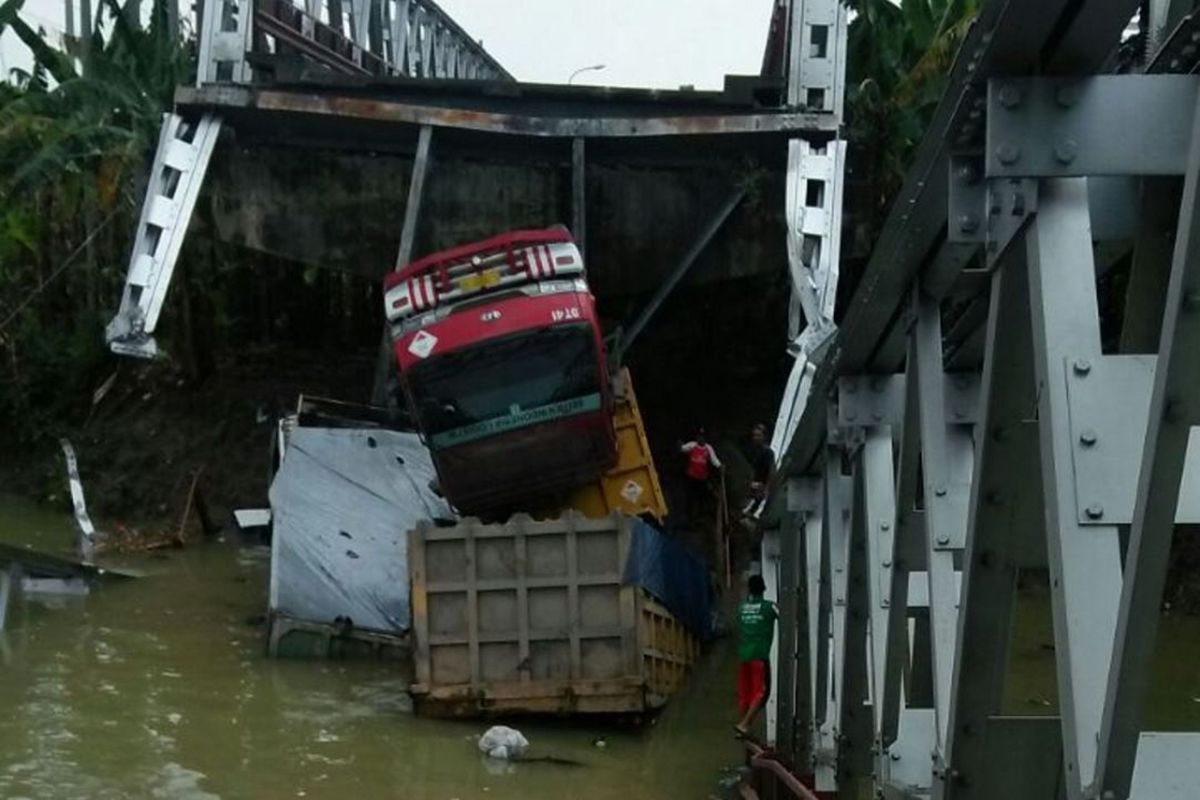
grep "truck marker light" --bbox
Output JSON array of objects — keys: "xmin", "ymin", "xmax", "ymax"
[{"xmin": 407, "ymin": 330, "xmax": 438, "ymax": 359}]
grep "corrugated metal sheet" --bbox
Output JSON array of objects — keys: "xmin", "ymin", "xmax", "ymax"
[{"xmin": 268, "ymin": 426, "xmax": 452, "ymax": 635}]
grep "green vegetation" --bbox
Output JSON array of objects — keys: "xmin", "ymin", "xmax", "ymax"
[
  {"xmin": 845, "ymin": 0, "xmax": 978, "ymax": 244},
  {"xmin": 0, "ymin": 0, "xmax": 191, "ymax": 439}
]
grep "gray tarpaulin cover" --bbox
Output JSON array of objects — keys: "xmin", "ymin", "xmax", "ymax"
[{"xmin": 268, "ymin": 427, "xmax": 452, "ymax": 633}]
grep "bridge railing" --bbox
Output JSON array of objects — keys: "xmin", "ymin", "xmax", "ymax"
[{"xmin": 197, "ymin": 0, "xmax": 511, "ymax": 86}]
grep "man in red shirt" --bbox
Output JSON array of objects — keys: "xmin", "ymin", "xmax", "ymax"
[{"xmin": 680, "ymin": 429, "xmax": 722, "ymax": 528}]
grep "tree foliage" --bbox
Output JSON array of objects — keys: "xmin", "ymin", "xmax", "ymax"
[
  {"xmin": 0, "ymin": 0, "xmax": 193, "ymax": 440},
  {"xmin": 845, "ymin": 0, "xmax": 979, "ymax": 242}
]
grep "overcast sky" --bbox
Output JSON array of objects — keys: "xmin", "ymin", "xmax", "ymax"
[{"xmin": 2, "ymin": 0, "xmax": 774, "ymax": 88}]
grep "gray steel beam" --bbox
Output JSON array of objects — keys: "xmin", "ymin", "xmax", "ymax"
[
  {"xmin": 860, "ymin": 427, "xmax": 897, "ymax": 740},
  {"xmin": 777, "ymin": 509, "xmax": 800, "ymax": 762},
  {"xmin": 1094, "ymin": 88, "xmax": 1200, "ymax": 800},
  {"xmin": 987, "ymin": 76, "xmax": 1199, "ymax": 178},
  {"xmin": 792, "ymin": 481, "xmax": 820, "ymax": 775},
  {"xmin": 941, "ymin": 246, "xmax": 1041, "ymax": 800},
  {"xmin": 840, "ymin": 451, "xmax": 872, "ymax": 797},
  {"xmin": 912, "ymin": 288, "xmax": 973, "ymax": 757},
  {"xmin": 395, "ymin": 124, "xmax": 433, "ymax": 271},
  {"xmin": 882, "ymin": 343, "xmax": 922, "ymax": 744},
  {"xmin": 572, "ymin": 138, "xmax": 587, "ymax": 261},
  {"xmin": 1026, "ymin": 178, "xmax": 1123, "ymax": 798},
  {"xmin": 373, "ymin": 124, "xmax": 432, "ymax": 406},
  {"xmin": 177, "ymin": 85, "xmax": 841, "ymax": 138}
]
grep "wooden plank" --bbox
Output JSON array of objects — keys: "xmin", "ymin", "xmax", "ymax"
[
  {"xmin": 409, "ymin": 524, "xmax": 431, "ymax": 687},
  {"xmin": 515, "ymin": 528, "xmax": 530, "ymax": 685},
  {"xmin": 566, "ymin": 513, "xmax": 581, "ymax": 678},
  {"xmin": 465, "ymin": 518, "xmax": 480, "ymax": 686}
]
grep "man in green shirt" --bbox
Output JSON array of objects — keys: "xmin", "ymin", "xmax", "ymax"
[{"xmin": 735, "ymin": 574, "xmax": 778, "ymax": 738}]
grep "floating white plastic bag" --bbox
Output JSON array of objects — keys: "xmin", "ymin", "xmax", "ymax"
[{"xmin": 477, "ymin": 725, "xmax": 529, "ymax": 760}]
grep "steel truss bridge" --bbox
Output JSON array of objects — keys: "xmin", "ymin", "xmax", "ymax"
[
  {"xmin": 758, "ymin": 1, "xmax": 1200, "ymax": 799},
  {"xmin": 99, "ymin": 0, "xmax": 1199, "ymax": 798}
]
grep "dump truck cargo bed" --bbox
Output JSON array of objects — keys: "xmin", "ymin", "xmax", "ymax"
[{"xmin": 408, "ymin": 512, "xmax": 703, "ymax": 717}]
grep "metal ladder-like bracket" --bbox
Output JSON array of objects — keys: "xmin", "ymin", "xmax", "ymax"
[{"xmin": 106, "ymin": 113, "xmax": 222, "ymax": 359}]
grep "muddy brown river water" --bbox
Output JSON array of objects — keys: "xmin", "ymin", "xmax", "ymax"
[
  {"xmin": 0, "ymin": 495, "xmax": 743, "ymax": 800},
  {"xmin": 3, "ymin": 494, "xmax": 1198, "ymax": 799}
]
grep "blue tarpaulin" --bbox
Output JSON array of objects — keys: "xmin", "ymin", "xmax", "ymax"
[{"xmin": 622, "ymin": 519, "xmax": 713, "ymax": 640}]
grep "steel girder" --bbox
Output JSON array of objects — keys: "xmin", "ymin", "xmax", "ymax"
[{"xmin": 769, "ymin": 1, "xmax": 1200, "ymax": 798}]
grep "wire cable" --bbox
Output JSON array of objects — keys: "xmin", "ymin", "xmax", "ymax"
[{"xmin": 0, "ymin": 206, "xmax": 122, "ymax": 334}]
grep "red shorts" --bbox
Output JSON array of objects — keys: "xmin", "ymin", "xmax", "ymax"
[{"xmin": 737, "ymin": 659, "xmax": 771, "ymax": 713}]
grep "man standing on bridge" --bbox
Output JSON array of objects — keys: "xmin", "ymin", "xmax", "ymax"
[
  {"xmin": 741, "ymin": 422, "xmax": 775, "ymax": 520},
  {"xmin": 735, "ymin": 574, "xmax": 777, "ymax": 740}
]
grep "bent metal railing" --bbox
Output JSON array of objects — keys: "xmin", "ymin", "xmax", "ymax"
[{"xmin": 198, "ymin": 0, "xmax": 511, "ymax": 85}]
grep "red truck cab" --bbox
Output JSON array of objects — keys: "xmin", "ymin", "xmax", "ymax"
[{"xmin": 384, "ymin": 228, "xmax": 617, "ymax": 515}]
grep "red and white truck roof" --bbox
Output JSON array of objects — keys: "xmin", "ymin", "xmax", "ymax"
[{"xmin": 383, "ymin": 228, "xmax": 585, "ymax": 324}]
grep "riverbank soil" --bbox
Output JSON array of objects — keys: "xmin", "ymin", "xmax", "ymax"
[{"xmin": 0, "ymin": 345, "xmax": 376, "ymax": 539}]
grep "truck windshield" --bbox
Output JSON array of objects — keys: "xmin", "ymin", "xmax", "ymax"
[{"xmin": 409, "ymin": 324, "xmax": 601, "ymax": 446}]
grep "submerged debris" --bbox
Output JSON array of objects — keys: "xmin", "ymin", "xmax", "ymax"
[{"xmin": 477, "ymin": 726, "xmax": 529, "ymax": 760}]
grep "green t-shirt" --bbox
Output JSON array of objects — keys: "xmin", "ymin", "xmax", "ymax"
[{"xmin": 737, "ymin": 597, "xmax": 777, "ymax": 662}]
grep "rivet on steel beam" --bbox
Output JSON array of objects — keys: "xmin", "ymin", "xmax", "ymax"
[
  {"xmin": 881, "ymin": 521, "xmax": 891, "ymax": 531},
  {"xmin": 998, "ymin": 84, "xmax": 1021, "ymax": 108},
  {"xmin": 882, "ymin": 560, "xmax": 892, "ymax": 568},
  {"xmin": 996, "ymin": 143, "xmax": 1020, "ymax": 165},
  {"xmin": 1086, "ymin": 503, "xmax": 1105, "ymax": 520},
  {"xmin": 958, "ymin": 214, "xmax": 979, "ymax": 233},
  {"xmin": 881, "ymin": 599, "xmax": 890, "ymax": 608},
  {"xmin": 957, "ymin": 162, "xmax": 979, "ymax": 184},
  {"xmin": 935, "ymin": 485, "xmax": 948, "ymax": 497},
  {"xmin": 890, "ymin": 753, "xmax": 901, "ymax": 762},
  {"xmin": 1079, "ymin": 429, "xmax": 1098, "ymax": 446},
  {"xmin": 1073, "ymin": 358, "xmax": 1092, "ymax": 376},
  {"xmin": 1054, "ymin": 139, "xmax": 1078, "ymax": 165},
  {"xmin": 937, "ymin": 535, "xmax": 950, "ymax": 545}
]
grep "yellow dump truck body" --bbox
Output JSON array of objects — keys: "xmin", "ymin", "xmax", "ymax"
[
  {"xmin": 550, "ymin": 369, "xmax": 669, "ymax": 522},
  {"xmin": 407, "ymin": 512, "xmax": 698, "ymax": 717}
]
